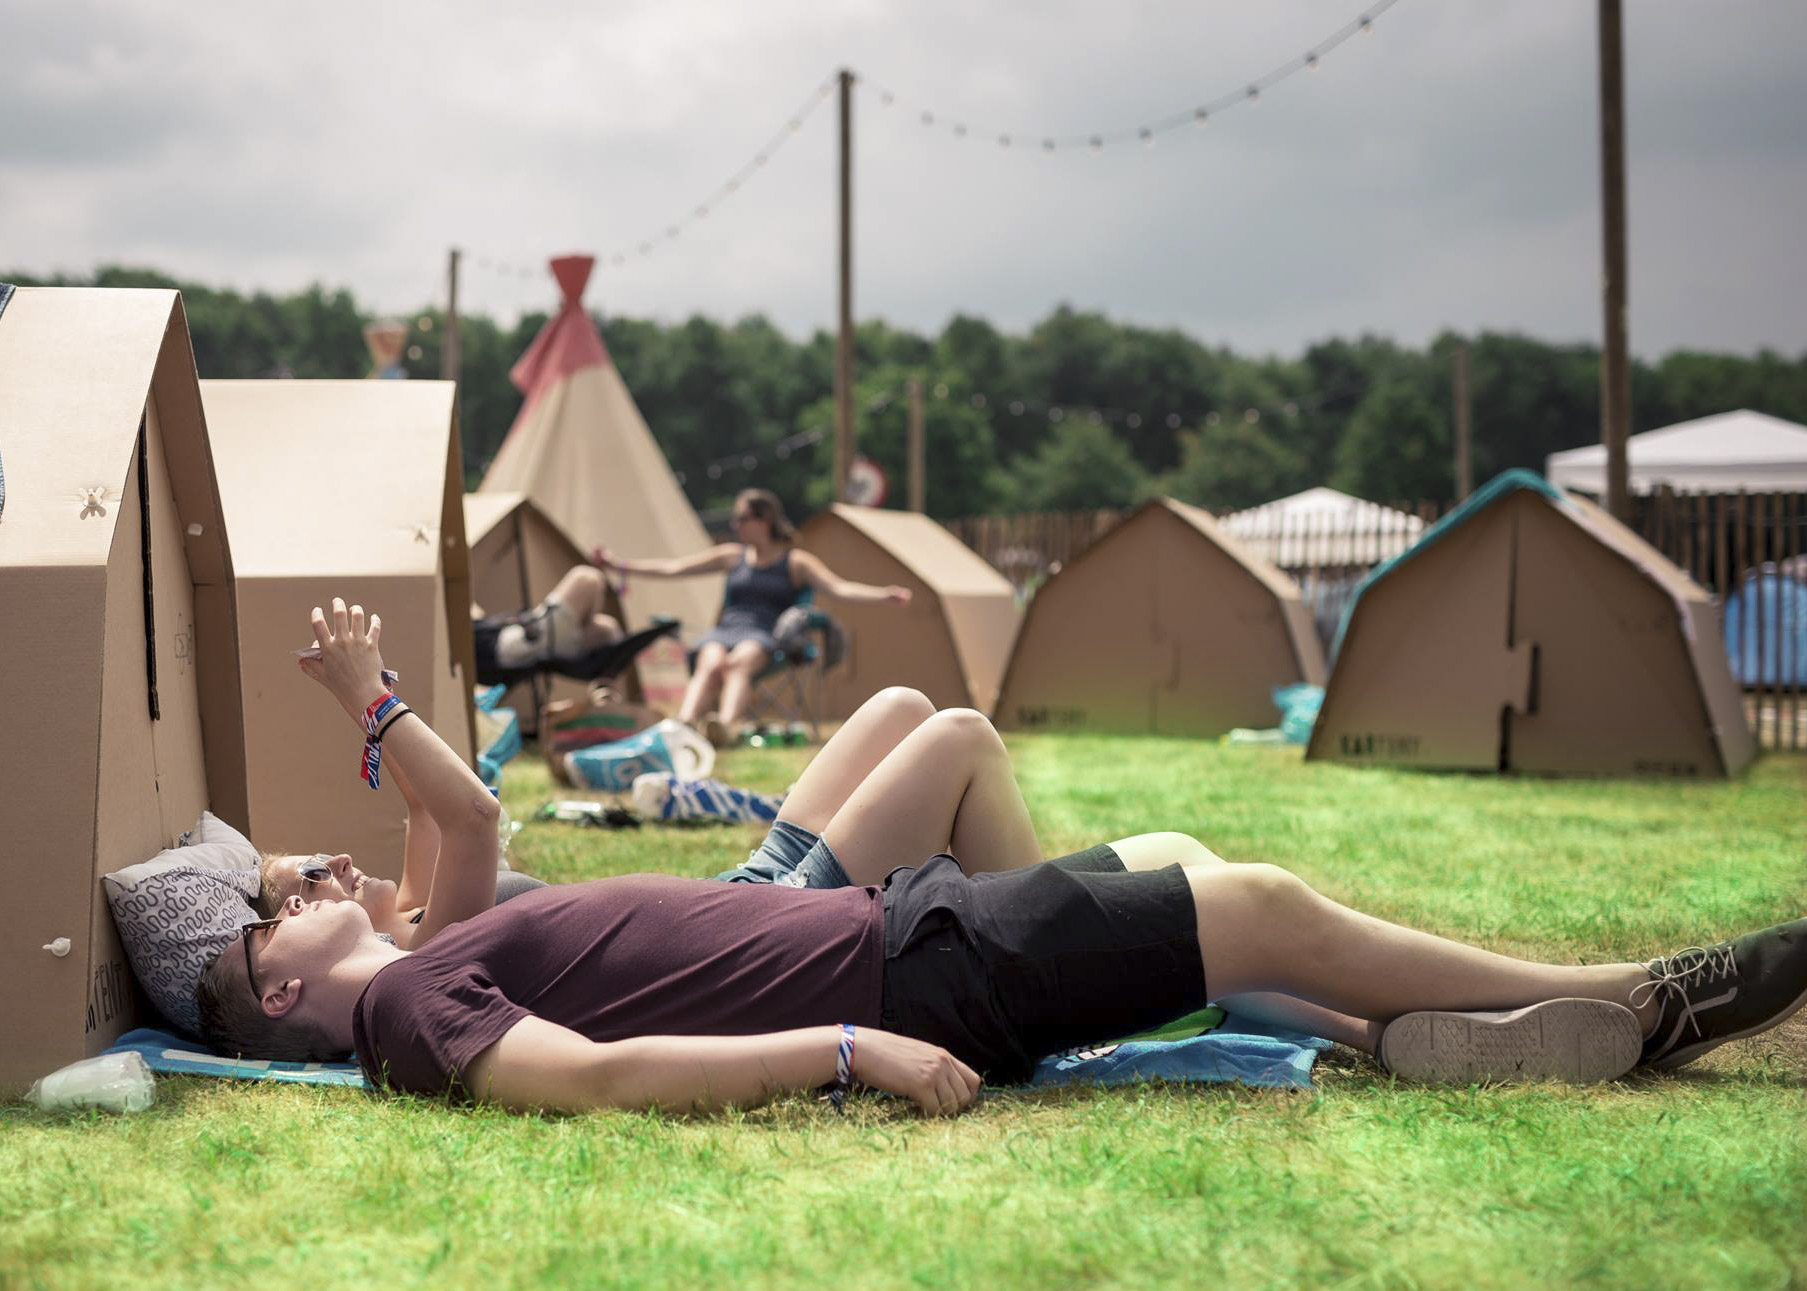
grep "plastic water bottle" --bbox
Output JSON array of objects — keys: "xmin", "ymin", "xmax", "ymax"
[
  {"xmin": 488, "ymin": 786, "xmax": 515, "ymax": 870},
  {"xmin": 28, "ymin": 1052, "xmax": 155, "ymax": 1113}
]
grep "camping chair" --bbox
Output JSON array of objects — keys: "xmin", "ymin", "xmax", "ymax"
[
  {"xmin": 477, "ymin": 612, "xmax": 679, "ymax": 738},
  {"xmin": 743, "ymin": 595, "xmax": 847, "ymax": 743}
]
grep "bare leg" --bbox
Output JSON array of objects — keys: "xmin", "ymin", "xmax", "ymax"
[
  {"xmin": 543, "ymin": 566, "xmax": 623, "ymax": 650},
  {"xmin": 716, "ymin": 641, "xmax": 772, "ymax": 729},
  {"xmin": 821, "ymin": 709, "xmax": 1040, "ymax": 885},
  {"xmin": 1186, "ymin": 864, "xmax": 1658, "ymax": 1042},
  {"xmin": 677, "ymin": 642, "xmax": 728, "ymax": 726},
  {"xmin": 1109, "ymin": 834, "xmax": 1378, "ymax": 1050},
  {"xmin": 778, "ymin": 688, "xmax": 935, "ymax": 835}
]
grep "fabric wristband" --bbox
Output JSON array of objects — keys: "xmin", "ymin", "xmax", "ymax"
[
  {"xmin": 829, "ymin": 1023, "xmax": 856, "ymax": 1113},
  {"xmin": 360, "ymin": 693, "xmax": 406, "ymax": 790}
]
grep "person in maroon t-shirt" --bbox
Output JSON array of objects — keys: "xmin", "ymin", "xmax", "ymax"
[{"xmin": 196, "ymin": 599, "xmax": 1807, "ymax": 1113}]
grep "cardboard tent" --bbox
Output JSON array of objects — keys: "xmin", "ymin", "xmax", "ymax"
[
  {"xmin": 0, "ymin": 286, "xmax": 248, "ymax": 1094},
  {"xmin": 1307, "ymin": 470, "xmax": 1756, "ymax": 777},
  {"xmin": 796, "ymin": 505, "xmax": 1020, "ymax": 716},
  {"xmin": 993, "ymin": 497, "xmax": 1326, "ymax": 737},
  {"xmin": 1545, "ymin": 410, "xmax": 1807, "ymax": 493},
  {"xmin": 463, "ymin": 490, "xmax": 642, "ymax": 723},
  {"xmin": 202, "ymin": 379, "xmax": 477, "ymax": 875},
  {"xmin": 477, "ymin": 255, "xmax": 720, "ymax": 634}
]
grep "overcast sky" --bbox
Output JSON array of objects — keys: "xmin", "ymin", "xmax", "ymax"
[{"xmin": 4, "ymin": 0, "xmax": 1803, "ymax": 359}]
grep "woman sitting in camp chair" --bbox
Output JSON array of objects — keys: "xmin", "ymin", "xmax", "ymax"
[
  {"xmin": 593, "ymin": 489, "xmax": 911, "ymax": 746},
  {"xmin": 472, "ymin": 562, "xmax": 678, "ymax": 691}
]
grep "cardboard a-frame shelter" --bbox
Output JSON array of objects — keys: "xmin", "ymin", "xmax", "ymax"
[
  {"xmin": 993, "ymin": 497, "xmax": 1326, "ymax": 736},
  {"xmin": 463, "ymin": 490, "xmax": 643, "ymax": 725},
  {"xmin": 1307, "ymin": 470, "xmax": 1756, "ymax": 777},
  {"xmin": 0, "ymin": 286, "xmax": 249, "ymax": 1094},
  {"xmin": 202, "ymin": 380, "xmax": 477, "ymax": 874},
  {"xmin": 477, "ymin": 255, "xmax": 720, "ymax": 635},
  {"xmin": 796, "ymin": 505, "xmax": 1020, "ymax": 717}
]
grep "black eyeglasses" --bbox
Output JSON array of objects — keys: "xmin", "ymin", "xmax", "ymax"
[{"xmin": 241, "ymin": 917, "xmax": 284, "ymax": 1006}]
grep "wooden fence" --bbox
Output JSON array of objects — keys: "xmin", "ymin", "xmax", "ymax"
[{"xmin": 949, "ymin": 491, "xmax": 1806, "ymax": 751}]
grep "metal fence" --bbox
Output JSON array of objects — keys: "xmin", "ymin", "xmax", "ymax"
[{"xmin": 949, "ymin": 491, "xmax": 1807, "ymax": 751}]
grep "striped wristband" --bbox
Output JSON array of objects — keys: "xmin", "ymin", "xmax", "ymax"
[
  {"xmin": 829, "ymin": 1023, "xmax": 856, "ymax": 1113},
  {"xmin": 360, "ymin": 693, "xmax": 406, "ymax": 790}
]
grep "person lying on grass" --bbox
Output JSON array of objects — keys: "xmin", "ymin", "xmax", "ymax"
[{"xmin": 199, "ymin": 598, "xmax": 1807, "ymax": 1111}]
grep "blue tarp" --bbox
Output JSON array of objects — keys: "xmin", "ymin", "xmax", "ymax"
[{"xmin": 1724, "ymin": 568, "xmax": 1807, "ymax": 686}]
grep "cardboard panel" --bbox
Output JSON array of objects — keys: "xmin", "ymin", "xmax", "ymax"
[
  {"xmin": 1510, "ymin": 501, "xmax": 1723, "ymax": 777},
  {"xmin": 235, "ymin": 575, "xmax": 431, "ymax": 870},
  {"xmin": 143, "ymin": 396, "xmax": 211, "ymax": 835},
  {"xmin": 0, "ymin": 569, "xmax": 108, "ymax": 1094},
  {"xmin": 995, "ymin": 500, "xmax": 1322, "ymax": 736},
  {"xmin": 1308, "ymin": 506, "xmax": 1518, "ymax": 769},
  {"xmin": 993, "ymin": 510, "xmax": 1168, "ymax": 731},
  {"xmin": 798, "ymin": 516, "xmax": 972, "ymax": 715}
]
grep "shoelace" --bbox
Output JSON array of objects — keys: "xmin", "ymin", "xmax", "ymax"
[{"xmin": 1628, "ymin": 942, "xmax": 1738, "ymax": 1039}]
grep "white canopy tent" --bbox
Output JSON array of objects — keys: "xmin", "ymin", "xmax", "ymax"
[
  {"xmin": 1545, "ymin": 410, "xmax": 1807, "ymax": 494},
  {"xmin": 1218, "ymin": 486, "xmax": 1426, "ymax": 567}
]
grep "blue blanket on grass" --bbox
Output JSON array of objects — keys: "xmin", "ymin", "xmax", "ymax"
[{"xmin": 108, "ymin": 1018, "xmax": 1330, "ymax": 1093}]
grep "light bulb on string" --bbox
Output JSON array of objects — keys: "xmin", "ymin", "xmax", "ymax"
[
  {"xmin": 1166, "ymin": 413, "xmax": 1182, "ymax": 430},
  {"xmin": 1048, "ymin": 407, "xmax": 1064, "ymax": 422},
  {"xmin": 1009, "ymin": 401, "xmax": 1025, "ymax": 415},
  {"xmin": 953, "ymin": 123, "xmax": 967, "ymax": 138},
  {"xmin": 932, "ymin": 383, "xmax": 948, "ymax": 399},
  {"xmin": 1193, "ymin": 109, "xmax": 1209, "ymax": 129},
  {"xmin": 1246, "ymin": 86, "xmax": 1260, "ymax": 103},
  {"xmin": 1139, "ymin": 128, "xmax": 1154, "ymax": 149},
  {"xmin": 742, "ymin": 454, "xmax": 756, "ymax": 469},
  {"xmin": 970, "ymin": 393, "xmax": 987, "ymax": 408},
  {"xmin": 1205, "ymin": 411, "xmax": 1221, "ymax": 426},
  {"xmin": 776, "ymin": 444, "xmax": 790, "ymax": 459},
  {"xmin": 921, "ymin": 111, "xmax": 934, "ymax": 126},
  {"xmin": 1283, "ymin": 401, "xmax": 1299, "ymax": 416},
  {"xmin": 998, "ymin": 134, "xmax": 1011, "ymax": 149},
  {"xmin": 707, "ymin": 464, "xmax": 722, "ymax": 480},
  {"xmin": 1306, "ymin": 53, "xmax": 1319, "ymax": 71},
  {"xmin": 1088, "ymin": 136, "xmax": 1103, "ymax": 153},
  {"xmin": 881, "ymin": 91, "xmax": 895, "ymax": 106},
  {"xmin": 1360, "ymin": 15, "xmax": 1372, "ymax": 34},
  {"xmin": 1245, "ymin": 408, "xmax": 1260, "ymax": 424},
  {"xmin": 1088, "ymin": 411, "xmax": 1102, "ymax": 426},
  {"xmin": 1042, "ymin": 138, "xmax": 1055, "ymax": 152},
  {"xmin": 1126, "ymin": 413, "xmax": 1141, "ymax": 429}
]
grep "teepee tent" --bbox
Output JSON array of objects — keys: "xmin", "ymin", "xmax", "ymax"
[
  {"xmin": 478, "ymin": 256, "xmax": 720, "ymax": 634},
  {"xmin": 993, "ymin": 497, "xmax": 1325, "ymax": 736},
  {"xmin": 797, "ymin": 505, "xmax": 1020, "ymax": 716},
  {"xmin": 0, "ymin": 285, "xmax": 248, "ymax": 1092},
  {"xmin": 1545, "ymin": 410, "xmax": 1807, "ymax": 493},
  {"xmin": 203, "ymin": 379, "xmax": 477, "ymax": 875},
  {"xmin": 1308, "ymin": 471, "xmax": 1755, "ymax": 777},
  {"xmin": 464, "ymin": 491, "xmax": 641, "ymax": 722}
]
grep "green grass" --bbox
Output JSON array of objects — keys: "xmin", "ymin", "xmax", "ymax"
[{"xmin": 4, "ymin": 739, "xmax": 1804, "ymax": 1291}]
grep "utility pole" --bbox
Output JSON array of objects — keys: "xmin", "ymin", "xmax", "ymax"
[
  {"xmin": 833, "ymin": 68, "xmax": 856, "ymax": 502},
  {"xmin": 1452, "ymin": 339, "xmax": 1472, "ymax": 501},
  {"xmin": 441, "ymin": 247, "xmax": 462, "ymax": 385},
  {"xmin": 1597, "ymin": 0, "xmax": 1632, "ymax": 520},
  {"xmin": 907, "ymin": 377, "xmax": 926, "ymax": 513}
]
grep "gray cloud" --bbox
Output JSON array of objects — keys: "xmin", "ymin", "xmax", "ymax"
[{"xmin": 3, "ymin": 0, "xmax": 1803, "ymax": 358}]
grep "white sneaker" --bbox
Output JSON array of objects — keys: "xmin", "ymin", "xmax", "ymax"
[{"xmin": 1378, "ymin": 998, "xmax": 1642, "ymax": 1084}]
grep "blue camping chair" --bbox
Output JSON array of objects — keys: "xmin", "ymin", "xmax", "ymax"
[{"xmin": 692, "ymin": 587, "xmax": 846, "ymax": 743}]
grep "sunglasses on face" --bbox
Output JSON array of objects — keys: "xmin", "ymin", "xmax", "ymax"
[
  {"xmin": 297, "ymin": 855, "xmax": 334, "ymax": 890},
  {"xmin": 241, "ymin": 917, "xmax": 284, "ymax": 1006}
]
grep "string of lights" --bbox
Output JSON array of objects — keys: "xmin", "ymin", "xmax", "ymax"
[
  {"xmin": 459, "ymin": 2, "xmax": 1398, "ymax": 290},
  {"xmin": 858, "ymin": 0, "xmax": 1398, "ymax": 153},
  {"xmin": 466, "ymin": 73, "xmax": 840, "ymax": 283}
]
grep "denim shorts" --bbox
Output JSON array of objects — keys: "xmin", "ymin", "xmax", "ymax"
[{"xmin": 714, "ymin": 819, "xmax": 852, "ymax": 889}]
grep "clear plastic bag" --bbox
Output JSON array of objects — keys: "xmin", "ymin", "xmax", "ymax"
[{"xmin": 27, "ymin": 1051, "xmax": 156, "ymax": 1114}]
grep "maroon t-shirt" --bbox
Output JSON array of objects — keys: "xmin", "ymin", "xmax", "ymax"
[{"xmin": 351, "ymin": 874, "xmax": 885, "ymax": 1096}]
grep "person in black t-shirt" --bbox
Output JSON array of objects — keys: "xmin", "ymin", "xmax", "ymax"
[{"xmin": 195, "ymin": 597, "xmax": 1807, "ymax": 1113}]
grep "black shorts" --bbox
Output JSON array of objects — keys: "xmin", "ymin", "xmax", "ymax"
[
  {"xmin": 472, "ymin": 617, "xmax": 504, "ymax": 686},
  {"xmin": 878, "ymin": 853, "xmax": 1206, "ymax": 1084}
]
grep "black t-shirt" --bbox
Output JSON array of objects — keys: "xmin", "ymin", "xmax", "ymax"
[{"xmin": 352, "ymin": 875, "xmax": 884, "ymax": 1096}]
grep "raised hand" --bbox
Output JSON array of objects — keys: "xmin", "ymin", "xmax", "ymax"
[
  {"xmin": 848, "ymin": 1027, "xmax": 981, "ymax": 1116},
  {"xmin": 298, "ymin": 597, "xmax": 392, "ymax": 724},
  {"xmin": 884, "ymin": 585, "xmax": 912, "ymax": 606}
]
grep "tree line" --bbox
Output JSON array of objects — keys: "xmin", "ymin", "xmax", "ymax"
[{"xmin": 12, "ymin": 265, "xmax": 1806, "ymax": 520}]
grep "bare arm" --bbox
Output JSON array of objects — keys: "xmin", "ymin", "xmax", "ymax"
[
  {"xmin": 301, "ymin": 598, "xmax": 498, "ymax": 945},
  {"xmin": 462, "ymin": 1016, "xmax": 981, "ymax": 1115},
  {"xmin": 790, "ymin": 549, "xmax": 912, "ymax": 606},
  {"xmin": 384, "ymin": 755, "xmax": 441, "ymax": 915},
  {"xmin": 593, "ymin": 543, "xmax": 741, "ymax": 579}
]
